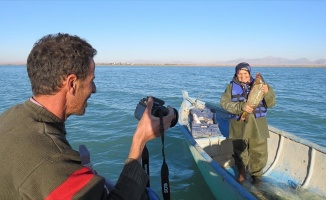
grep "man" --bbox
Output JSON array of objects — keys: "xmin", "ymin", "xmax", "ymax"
[
  {"xmin": 220, "ymin": 62, "xmax": 276, "ymax": 185},
  {"xmin": 0, "ymin": 33, "xmax": 175, "ymax": 199}
]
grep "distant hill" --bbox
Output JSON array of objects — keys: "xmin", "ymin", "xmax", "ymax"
[
  {"xmin": 224, "ymin": 56, "xmax": 326, "ymax": 66},
  {"xmin": 98, "ymin": 56, "xmax": 326, "ymax": 67},
  {"xmin": 314, "ymin": 59, "xmax": 326, "ymax": 65},
  {"xmin": 2, "ymin": 56, "xmax": 326, "ymax": 67}
]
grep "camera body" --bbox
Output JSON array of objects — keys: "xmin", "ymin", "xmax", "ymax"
[{"xmin": 134, "ymin": 96, "xmax": 178, "ymax": 127}]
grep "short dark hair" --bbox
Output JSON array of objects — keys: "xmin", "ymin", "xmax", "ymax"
[{"xmin": 27, "ymin": 33, "xmax": 97, "ymax": 95}]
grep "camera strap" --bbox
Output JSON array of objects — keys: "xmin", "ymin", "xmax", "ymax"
[
  {"xmin": 159, "ymin": 108, "xmax": 171, "ymax": 200},
  {"xmin": 141, "ymin": 108, "xmax": 170, "ymax": 200}
]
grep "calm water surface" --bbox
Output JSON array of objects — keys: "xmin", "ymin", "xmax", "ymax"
[{"xmin": 0, "ymin": 66, "xmax": 325, "ymax": 199}]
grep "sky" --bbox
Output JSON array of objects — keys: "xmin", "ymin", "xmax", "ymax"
[{"xmin": 0, "ymin": 0, "xmax": 325, "ymax": 64}]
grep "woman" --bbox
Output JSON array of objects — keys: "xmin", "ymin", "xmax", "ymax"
[{"xmin": 220, "ymin": 62, "xmax": 276, "ymax": 185}]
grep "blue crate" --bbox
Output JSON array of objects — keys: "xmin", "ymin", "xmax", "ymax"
[
  {"xmin": 190, "ymin": 108, "xmax": 214, "ymax": 120},
  {"xmin": 191, "ymin": 123, "xmax": 220, "ymax": 138}
]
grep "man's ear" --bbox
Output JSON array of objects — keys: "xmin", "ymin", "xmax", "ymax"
[{"xmin": 66, "ymin": 74, "xmax": 77, "ymax": 95}]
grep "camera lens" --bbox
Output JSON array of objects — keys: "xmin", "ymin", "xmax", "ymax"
[
  {"xmin": 170, "ymin": 108, "xmax": 178, "ymax": 127},
  {"xmin": 152, "ymin": 106, "xmax": 169, "ymax": 118},
  {"xmin": 135, "ymin": 96, "xmax": 178, "ymax": 128},
  {"xmin": 152, "ymin": 107, "xmax": 178, "ymax": 127}
]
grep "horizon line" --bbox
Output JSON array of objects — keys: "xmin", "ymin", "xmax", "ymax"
[{"xmin": 1, "ymin": 63, "xmax": 325, "ymax": 68}]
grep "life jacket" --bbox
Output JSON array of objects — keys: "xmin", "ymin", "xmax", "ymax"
[{"xmin": 230, "ymin": 81, "xmax": 267, "ymax": 120}]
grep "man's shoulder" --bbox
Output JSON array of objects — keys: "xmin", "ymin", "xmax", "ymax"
[{"xmin": 0, "ymin": 102, "xmax": 24, "ymax": 117}]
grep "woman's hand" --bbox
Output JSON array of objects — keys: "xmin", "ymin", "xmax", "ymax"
[
  {"xmin": 261, "ymin": 84, "xmax": 269, "ymax": 94},
  {"xmin": 244, "ymin": 103, "xmax": 254, "ymax": 113}
]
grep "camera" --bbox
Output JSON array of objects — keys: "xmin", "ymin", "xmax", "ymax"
[{"xmin": 134, "ymin": 96, "xmax": 178, "ymax": 127}]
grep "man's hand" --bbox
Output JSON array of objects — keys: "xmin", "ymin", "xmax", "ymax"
[{"xmin": 128, "ymin": 96, "xmax": 175, "ymax": 162}]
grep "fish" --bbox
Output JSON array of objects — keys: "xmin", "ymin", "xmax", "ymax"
[{"xmin": 240, "ymin": 73, "xmax": 265, "ymax": 122}]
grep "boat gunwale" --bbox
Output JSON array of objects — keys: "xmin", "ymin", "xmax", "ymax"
[{"xmin": 179, "ymin": 124, "xmax": 257, "ymax": 200}]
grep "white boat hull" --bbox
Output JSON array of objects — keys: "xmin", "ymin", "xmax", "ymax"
[{"xmin": 178, "ymin": 90, "xmax": 326, "ymax": 199}]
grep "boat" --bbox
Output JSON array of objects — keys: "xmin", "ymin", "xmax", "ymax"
[{"xmin": 178, "ymin": 90, "xmax": 326, "ymax": 200}]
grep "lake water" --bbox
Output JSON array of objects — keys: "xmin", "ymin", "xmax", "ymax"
[{"xmin": 0, "ymin": 65, "xmax": 325, "ymax": 199}]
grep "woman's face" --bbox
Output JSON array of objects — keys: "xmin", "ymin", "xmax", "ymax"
[{"xmin": 237, "ymin": 68, "xmax": 250, "ymax": 83}]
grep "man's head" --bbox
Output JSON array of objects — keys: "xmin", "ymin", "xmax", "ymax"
[
  {"xmin": 27, "ymin": 33, "xmax": 97, "ymax": 119},
  {"xmin": 235, "ymin": 62, "xmax": 251, "ymax": 83},
  {"xmin": 27, "ymin": 33, "xmax": 97, "ymax": 96}
]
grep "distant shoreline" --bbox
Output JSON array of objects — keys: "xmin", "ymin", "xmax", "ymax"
[
  {"xmin": 1, "ymin": 63, "xmax": 325, "ymax": 68},
  {"xmin": 2, "ymin": 56, "xmax": 325, "ymax": 67},
  {"xmin": 97, "ymin": 63, "xmax": 326, "ymax": 68}
]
